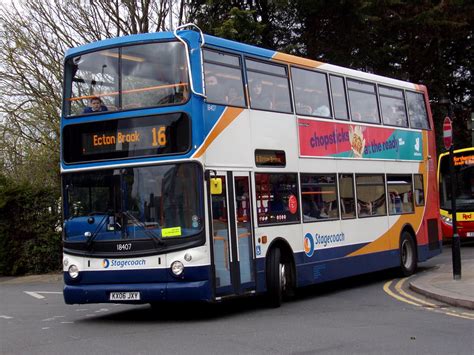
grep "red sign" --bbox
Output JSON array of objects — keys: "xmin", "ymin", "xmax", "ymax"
[
  {"xmin": 288, "ymin": 195, "xmax": 298, "ymax": 214},
  {"xmin": 443, "ymin": 117, "xmax": 452, "ymax": 150}
]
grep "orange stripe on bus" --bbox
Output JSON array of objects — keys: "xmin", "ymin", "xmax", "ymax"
[
  {"xmin": 193, "ymin": 107, "xmax": 244, "ymax": 158},
  {"xmin": 272, "ymin": 52, "xmax": 324, "ymax": 68},
  {"xmin": 347, "ymin": 209, "xmax": 424, "ymax": 257}
]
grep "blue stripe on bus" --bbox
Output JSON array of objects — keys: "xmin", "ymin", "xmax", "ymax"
[
  {"xmin": 418, "ymin": 241, "xmax": 442, "ymax": 261},
  {"xmin": 64, "ymin": 280, "xmax": 212, "ymax": 304},
  {"xmin": 63, "ymin": 265, "xmax": 213, "ymax": 304},
  {"xmin": 256, "ymin": 242, "xmax": 440, "ymax": 291},
  {"xmin": 64, "ymin": 265, "xmax": 211, "ymax": 285},
  {"xmin": 202, "ymin": 105, "xmax": 227, "ymax": 132},
  {"xmin": 294, "ymin": 249, "xmax": 400, "ymax": 287}
]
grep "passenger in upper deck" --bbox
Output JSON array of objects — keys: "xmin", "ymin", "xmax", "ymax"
[
  {"xmin": 83, "ymin": 97, "xmax": 108, "ymax": 114},
  {"xmin": 205, "ymin": 74, "xmax": 226, "ymax": 103},
  {"xmin": 249, "ymin": 79, "xmax": 272, "ymax": 110},
  {"xmin": 226, "ymin": 86, "xmax": 244, "ymax": 106}
]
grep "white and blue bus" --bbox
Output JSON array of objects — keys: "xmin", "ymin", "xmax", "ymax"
[{"xmin": 61, "ymin": 26, "xmax": 441, "ymax": 307}]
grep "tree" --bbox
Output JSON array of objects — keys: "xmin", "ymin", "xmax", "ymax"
[
  {"xmin": 296, "ymin": 0, "xmax": 473, "ymax": 152},
  {"xmin": 0, "ymin": 0, "xmax": 190, "ymax": 275},
  {"xmin": 0, "ymin": 0, "xmax": 188, "ymax": 186},
  {"xmin": 189, "ymin": 0, "xmax": 300, "ymax": 51}
]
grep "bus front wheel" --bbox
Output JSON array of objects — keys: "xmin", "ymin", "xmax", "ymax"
[
  {"xmin": 266, "ymin": 247, "xmax": 286, "ymax": 308},
  {"xmin": 399, "ymin": 231, "xmax": 417, "ymax": 276}
]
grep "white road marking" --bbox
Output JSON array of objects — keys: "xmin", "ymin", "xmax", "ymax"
[
  {"xmin": 94, "ymin": 308, "xmax": 109, "ymax": 313},
  {"xmin": 0, "ymin": 315, "xmax": 13, "ymax": 319},
  {"xmin": 61, "ymin": 321, "xmax": 74, "ymax": 324},
  {"xmin": 42, "ymin": 315, "xmax": 66, "ymax": 322},
  {"xmin": 24, "ymin": 291, "xmax": 62, "ymax": 299}
]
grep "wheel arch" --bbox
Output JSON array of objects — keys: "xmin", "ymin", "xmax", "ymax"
[
  {"xmin": 265, "ymin": 237, "xmax": 296, "ymax": 287},
  {"xmin": 266, "ymin": 237, "xmax": 295, "ymax": 265}
]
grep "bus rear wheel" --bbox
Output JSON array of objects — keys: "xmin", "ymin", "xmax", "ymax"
[
  {"xmin": 399, "ymin": 231, "xmax": 417, "ymax": 276},
  {"xmin": 266, "ymin": 247, "xmax": 289, "ymax": 308}
]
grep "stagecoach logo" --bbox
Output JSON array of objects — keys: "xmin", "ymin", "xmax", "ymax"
[
  {"xmin": 101, "ymin": 258, "xmax": 146, "ymax": 269},
  {"xmin": 304, "ymin": 231, "xmax": 346, "ymax": 257},
  {"xmin": 304, "ymin": 233, "xmax": 315, "ymax": 258}
]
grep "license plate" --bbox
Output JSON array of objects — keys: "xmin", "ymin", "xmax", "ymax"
[
  {"xmin": 467, "ymin": 232, "xmax": 474, "ymax": 237},
  {"xmin": 109, "ymin": 291, "xmax": 140, "ymax": 301}
]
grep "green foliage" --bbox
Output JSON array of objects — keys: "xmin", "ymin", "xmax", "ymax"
[
  {"xmin": 295, "ymin": 0, "xmax": 473, "ymax": 153},
  {"xmin": 0, "ymin": 174, "xmax": 61, "ymax": 275},
  {"xmin": 214, "ymin": 7, "xmax": 265, "ymax": 44},
  {"xmin": 190, "ymin": 0, "xmax": 472, "ymax": 152}
]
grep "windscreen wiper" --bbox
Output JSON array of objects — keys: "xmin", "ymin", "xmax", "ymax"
[
  {"xmin": 86, "ymin": 211, "xmax": 112, "ymax": 249},
  {"xmin": 121, "ymin": 211, "xmax": 164, "ymax": 247}
]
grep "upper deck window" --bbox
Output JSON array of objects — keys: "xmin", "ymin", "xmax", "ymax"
[
  {"xmin": 330, "ymin": 75, "xmax": 349, "ymax": 120},
  {"xmin": 292, "ymin": 67, "xmax": 331, "ymax": 118},
  {"xmin": 64, "ymin": 41, "xmax": 189, "ymax": 116},
  {"xmin": 406, "ymin": 91, "xmax": 430, "ymax": 129},
  {"xmin": 347, "ymin": 79, "xmax": 380, "ymax": 124},
  {"xmin": 379, "ymin": 86, "xmax": 408, "ymax": 127},
  {"xmin": 245, "ymin": 59, "xmax": 292, "ymax": 113},
  {"xmin": 203, "ymin": 49, "xmax": 246, "ymax": 107}
]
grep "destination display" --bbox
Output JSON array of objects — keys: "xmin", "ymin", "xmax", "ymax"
[
  {"xmin": 255, "ymin": 149, "xmax": 286, "ymax": 167},
  {"xmin": 63, "ymin": 113, "xmax": 190, "ymax": 163},
  {"xmin": 453, "ymin": 153, "xmax": 474, "ymax": 167},
  {"xmin": 83, "ymin": 125, "xmax": 167, "ymax": 155}
]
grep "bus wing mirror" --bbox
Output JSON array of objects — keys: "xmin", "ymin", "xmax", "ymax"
[{"xmin": 210, "ymin": 178, "xmax": 222, "ymax": 195}]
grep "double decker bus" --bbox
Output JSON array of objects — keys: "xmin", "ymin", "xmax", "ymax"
[
  {"xmin": 61, "ymin": 26, "xmax": 441, "ymax": 307},
  {"xmin": 438, "ymin": 147, "xmax": 474, "ymax": 240}
]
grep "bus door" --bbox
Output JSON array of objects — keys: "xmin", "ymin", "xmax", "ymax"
[{"xmin": 209, "ymin": 171, "xmax": 256, "ymax": 298}]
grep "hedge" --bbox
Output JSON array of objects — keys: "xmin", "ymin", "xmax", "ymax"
[{"xmin": 0, "ymin": 175, "xmax": 62, "ymax": 275}]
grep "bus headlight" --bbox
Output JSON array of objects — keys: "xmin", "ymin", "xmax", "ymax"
[
  {"xmin": 68, "ymin": 264, "xmax": 79, "ymax": 279},
  {"xmin": 441, "ymin": 215, "xmax": 453, "ymax": 226},
  {"xmin": 171, "ymin": 261, "xmax": 184, "ymax": 276}
]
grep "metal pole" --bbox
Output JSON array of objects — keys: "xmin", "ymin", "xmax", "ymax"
[
  {"xmin": 448, "ymin": 110, "xmax": 462, "ymax": 279},
  {"xmin": 169, "ymin": 0, "xmax": 173, "ymax": 30}
]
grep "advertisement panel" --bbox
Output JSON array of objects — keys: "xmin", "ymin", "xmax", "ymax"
[{"xmin": 299, "ymin": 118, "xmax": 423, "ymax": 160}]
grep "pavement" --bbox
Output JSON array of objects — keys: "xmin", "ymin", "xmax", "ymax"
[{"xmin": 409, "ymin": 242, "xmax": 474, "ymax": 310}]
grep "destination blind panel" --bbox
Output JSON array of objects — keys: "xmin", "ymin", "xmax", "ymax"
[{"xmin": 63, "ymin": 113, "xmax": 190, "ymax": 163}]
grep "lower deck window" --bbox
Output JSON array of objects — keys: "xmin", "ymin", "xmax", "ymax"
[
  {"xmin": 339, "ymin": 174, "xmax": 356, "ymax": 219},
  {"xmin": 356, "ymin": 175, "xmax": 387, "ymax": 217},
  {"xmin": 387, "ymin": 175, "xmax": 414, "ymax": 214},
  {"xmin": 414, "ymin": 174, "xmax": 425, "ymax": 206},
  {"xmin": 301, "ymin": 174, "xmax": 339, "ymax": 222},
  {"xmin": 255, "ymin": 173, "xmax": 299, "ymax": 225}
]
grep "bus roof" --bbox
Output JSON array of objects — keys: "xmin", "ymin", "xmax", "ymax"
[{"xmin": 65, "ymin": 29, "xmax": 424, "ymax": 92}]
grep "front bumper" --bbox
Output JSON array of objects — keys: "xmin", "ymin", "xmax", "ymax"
[{"xmin": 64, "ymin": 280, "xmax": 211, "ymax": 304}]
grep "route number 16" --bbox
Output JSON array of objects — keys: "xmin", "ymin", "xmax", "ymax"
[{"xmin": 152, "ymin": 126, "xmax": 167, "ymax": 147}]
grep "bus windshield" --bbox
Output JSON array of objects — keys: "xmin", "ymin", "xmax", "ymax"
[
  {"xmin": 62, "ymin": 163, "xmax": 203, "ymax": 242},
  {"xmin": 64, "ymin": 41, "xmax": 189, "ymax": 116},
  {"xmin": 439, "ymin": 151, "xmax": 474, "ymax": 212}
]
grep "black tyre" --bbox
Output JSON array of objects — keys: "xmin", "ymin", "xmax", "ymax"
[
  {"xmin": 267, "ymin": 248, "xmax": 285, "ymax": 308},
  {"xmin": 399, "ymin": 231, "xmax": 417, "ymax": 276}
]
